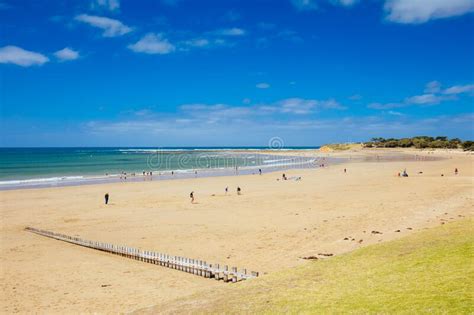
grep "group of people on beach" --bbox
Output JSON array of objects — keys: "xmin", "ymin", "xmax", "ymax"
[
  {"xmin": 189, "ymin": 186, "xmax": 241, "ymax": 203},
  {"xmin": 398, "ymin": 168, "xmax": 459, "ymax": 177}
]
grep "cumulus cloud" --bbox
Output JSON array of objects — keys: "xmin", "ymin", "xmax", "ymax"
[
  {"xmin": 0, "ymin": 45, "xmax": 49, "ymax": 67},
  {"xmin": 75, "ymin": 14, "xmax": 132, "ymax": 37},
  {"xmin": 212, "ymin": 28, "xmax": 246, "ymax": 36},
  {"xmin": 256, "ymin": 82, "xmax": 270, "ymax": 89},
  {"xmin": 54, "ymin": 47, "xmax": 80, "ymax": 61},
  {"xmin": 128, "ymin": 33, "xmax": 175, "ymax": 54},
  {"xmin": 367, "ymin": 102, "xmax": 404, "ymax": 110},
  {"xmin": 405, "ymin": 93, "xmax": 446, "ymax": 105},
  {"xmin": 291, "ymin": 0, "xmax": 358, "ymax": 10},
  {"xmin": 385, "ymin": 0, "xmax": 474, "ymax": 24},
  {"xmin": 291, "ymin": 0, "xmax": 317, "ymax": 10},
  {"xmin": 368, "ymin": 80, "xmax": 473, "ymax": 110},
  {"xmin": 443, "ymin": 84, "xmax": 474, "ymax": 95},
  {"xmin": 182, "ymin": 38, "xmax": 210, "ymax": 48},
  {"xmin": 93, "ymin": 0, "xmax": 120, "ymax": 11},
  {"xmin": 277, "ymin": 98, "xmax": 346, "ymax": 114},
  {"xmin": 424, "ymin": 80, "xmax": 441, "ymax": 93},
  {"xmin": 178, "ymin": 97, "xmax": 345, "ymax": 121},
  {"xmin": 336, "ymin": 0, "xmax": 358, "ymax": 6}
]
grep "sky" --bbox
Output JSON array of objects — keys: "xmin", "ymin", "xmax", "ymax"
[{"xmin": 0, "ymin": 0, "xmax": 473, "ymax": 147}]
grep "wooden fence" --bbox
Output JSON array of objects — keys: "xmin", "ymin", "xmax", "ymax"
[{"xmin": 25, "ymin": 227, "xmax": 258, "ymax": 282}]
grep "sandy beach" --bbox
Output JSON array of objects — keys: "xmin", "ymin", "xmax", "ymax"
[{"xmin": 1, "ymin": 148, "xmax": 472, "ymax": 314}]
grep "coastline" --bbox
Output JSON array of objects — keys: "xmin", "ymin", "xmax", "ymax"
[
  {"xmin": 0, "ymin": 147, "xmax": 459, "ymax": 191},
  {"xmin": 0, "ymin": 151, "xmax": 321, "ymax": 191},
  {"xmin": 1, "ymin": 148, "xmax": 472, "ymax": 313}
]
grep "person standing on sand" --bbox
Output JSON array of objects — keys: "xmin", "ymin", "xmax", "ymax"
[
  {"xmin": 455, "ymin": 168, "xmax": 458, "ymax": 175},
  {"xmin": 104, "ymin": 193, "xmax": 109, "ymax": 205},
  {"xmin": 344, "ymin": 168, "xmax": 347, "ymax": 173},
  {"xmin": 259, "ymin": 168, "xmax": 262, "ymax": 175},
  {"xmin": 225, "ymin": 186, "xmax": 228, "ymax": 194},
  {"xmin": 237, "ymin": 187, "xmax": 241, "ymax": 195},
  {"xmin": 190, "ymin": 191, "xmax": 194, "ymax": 203}
]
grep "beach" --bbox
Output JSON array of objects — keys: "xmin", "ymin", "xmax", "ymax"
[{"xmin": 0, "ymin": 148, "xmax": 472, "ymax": 313}]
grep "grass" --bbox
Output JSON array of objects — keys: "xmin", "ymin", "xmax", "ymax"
[
  {"xmin": 141, "ymin": 219, "xmax": 474, "ymax": 314},
  {"xmin": 320, "ymin": 143, "xmax": 362, "ymax": 151}
]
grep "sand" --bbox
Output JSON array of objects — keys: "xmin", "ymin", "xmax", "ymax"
[{"xmin": 1, "ymin": 149, "xmax": 473, "ymax": 314}]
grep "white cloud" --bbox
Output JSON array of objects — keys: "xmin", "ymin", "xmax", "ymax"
[
  {"xmin": 424, "ymin": 80, "xmax": 441, "ymax": 93},
  {"xmin": 385, "ymin": 0, "xmax": 474, "ymax": 24},
  {"xmin": 94, "ymin": 0, "xmax": 120, "ymax": 11},
  {"xmin": 128, "ymin": 33, "xmax": 176, "ymax": 54},
  {"xmin": 256, "ymin": 82, "xmax": 270, "ymax": 89},
  {"xmin": 368, "ymin": 102, "xmax": 404, "ymax": 110},
  {"xmin": 54, "ymin": 47, "xmax": 80, "ymax": 61},
  {"xmin": 331, "ymin": 0, "xmax": 359, "ymax": 6},
  {"xmin": 277, "ymin": 98, "xmax": 346, "ymax": 114},
  {"xmin": 349, "ymin": 94, "xmax": 362, "ymax": 100},
  {"xmin": 368, "ymin": 80, "xmax": 473, "ymax": 110},
  {"xmin": 443, "ymin": 84, "xmax": 474, "ymax": 95},
  {"xmin": 405, "ymin": 93, "xmax": 444, "ymax": 105},
  {"xmin": 213, "ymin": 28, "xmax": 246, "ymax": 36},
  {"xmin": 278, "ymin": 98, "xmax": 317, "ymax": 114},
  {"xmin": 291, "ymin": 0, "xmax": 358, "ymax": 10},
  {"xmin": 75, "ymin": 14, "xmax": 132, "ymax": 37},
  {"xmin": 387, "ymin": 110, "xmax": 404, "ymax": 116},
  {"xmin": 291, "ymin": 0, "xmax": 317, "ymax": 10},
  {"xmin": 182, "ymin": 38, "xmax": 210, "ymax": 48},
  {"xmin": 0, "ymin": 45, "xmax": 49, "ymax": 67}
]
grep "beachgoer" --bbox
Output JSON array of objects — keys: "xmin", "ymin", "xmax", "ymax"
[
  {"xmin": 237, "ymin": 187, "xmax": 241, "ymax": 195},
  {"xmin": 225, "ymin": 186, "xmax": 228, "ymax": 194},
  {"xmin": 455, "ymin": 168, "xmax": 458, "ymax": 175},
  {"xmin": 259, "ymin": 169, "xmax": 262, "ymax": 175},
  {"xmin": 171, "ymin": 171, "xmax": 174, "ymax": 176},
  {"xmin": 282, "ymin": 173, "xmax": 287, "ymax": 180},
  {"xmin": 190, "ymin": 191, "xmax": 194, "ymax": 203},
  {"xmin": 344, "ymin": 168, "xmax": 347, "ymax": 173},
  {"xmin": 104, "ymin": 193, "xmax": 109, "ymax": 205}
]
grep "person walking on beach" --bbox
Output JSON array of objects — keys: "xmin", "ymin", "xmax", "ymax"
[
  {"xmin": 344, "ymin": 168, "xmax": 347, "ymax": 173},
  {"xmin": 104, "ymin": 193, "xmax": 109, "ymax": 205},
  {"xmin": 190, "ymin": 191, "xmax": 194, "ymax": 203},
  {"xmin": 225, "ymin": 186, "xmax": 228, "ymax": 194},
  {"xmin": 237, "ymin": 187, "xmax": 241, "ymax": 195},
  {"xmin": 455, "ymin": 168, "xmax": 458, "ymax": 175},
  {"xmin": 259, "ymin": 168, "xmax": 262, "ymax": 175}
]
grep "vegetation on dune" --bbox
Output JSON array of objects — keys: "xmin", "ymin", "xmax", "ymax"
[
  {"xmin": 143, "ymin": 219, "xmax": 474, "ymax": 314},
  {"xmin": 363, "ymin": 136, "xmax": 473, "ymax": 150},
  {"xmin": 320, "ymin": 143, "xmax": 362, "ymax": 151}
]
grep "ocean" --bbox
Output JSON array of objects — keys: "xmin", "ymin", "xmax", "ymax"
[{"xmin": 0, "ymin": 147, "xmax": 320, "ymax": 190}]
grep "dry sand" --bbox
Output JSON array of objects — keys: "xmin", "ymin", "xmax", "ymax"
[{"xmin": 1, "ymin": 149, "xmax": 473, "ymax": 313}]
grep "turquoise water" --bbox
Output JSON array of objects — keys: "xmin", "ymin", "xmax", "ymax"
[{"xmin": 0, "ymin": 147, "xmax": 319, "ymax": 189}]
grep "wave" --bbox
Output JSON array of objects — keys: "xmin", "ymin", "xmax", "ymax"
[{"xmin": 0, "ymin": 176, "xmax": 86, "ymax": 186}]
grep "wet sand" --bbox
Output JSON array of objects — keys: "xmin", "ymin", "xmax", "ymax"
[{"xmin": 1, "ymin": 149, "xmax": 472, "ymax": 313}]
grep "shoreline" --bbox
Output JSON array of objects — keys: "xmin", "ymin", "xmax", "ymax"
[
  {"xmin": 0, "ymin": 148, "xmax": 457, "ymax": 191},
  {"xmin": 0, "ymin": 153, "xmax": 322, "ymax": 191},
  {"xmin": 1, "ymin": 148, "xmax": 472, "ymax": 313}
]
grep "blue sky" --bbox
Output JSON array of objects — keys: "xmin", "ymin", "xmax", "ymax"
[{"xmin": 0, "ymin": 0, "xmax": 473, "ymax": 147}]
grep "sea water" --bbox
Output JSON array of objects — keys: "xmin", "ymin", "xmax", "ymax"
[{"xmin": 0, "ymin": 147, "xmax": 319, "ymax": 189}]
